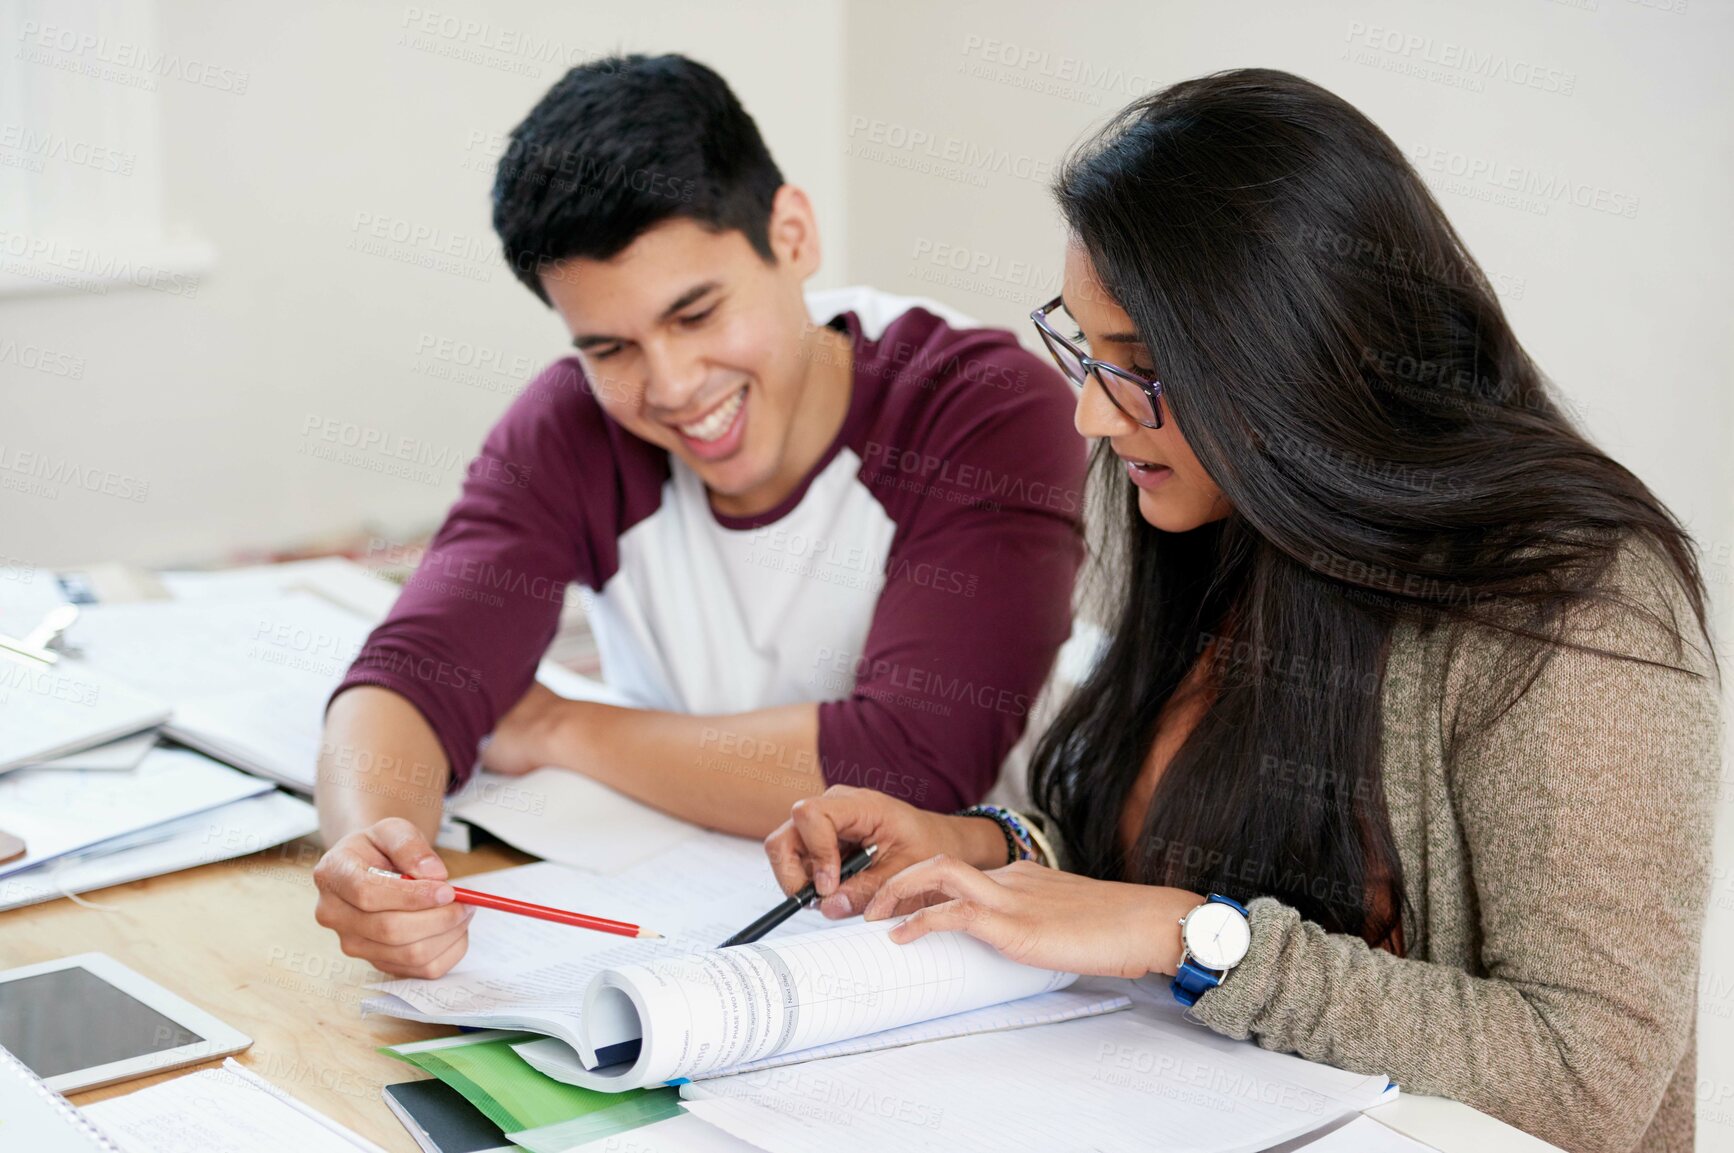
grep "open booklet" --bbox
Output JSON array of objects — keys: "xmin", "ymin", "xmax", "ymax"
[{"xmin": 363, "ymin": 836, "xmax": 1129, "ymax": 1091}]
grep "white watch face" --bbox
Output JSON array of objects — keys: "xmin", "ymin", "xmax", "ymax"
[{"xmin": 1183, "ymin": 902, "xmax": 1250, "ymax": 971}]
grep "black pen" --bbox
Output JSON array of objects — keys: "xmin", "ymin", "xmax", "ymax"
[{"xmin": 720, "ymin": 844, "xmax": 878, "ymax": 947}]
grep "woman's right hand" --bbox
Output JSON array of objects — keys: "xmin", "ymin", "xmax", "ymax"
[{"xmin": 763, "ymin": 784, "xmax": 1008, "ymax": 919}]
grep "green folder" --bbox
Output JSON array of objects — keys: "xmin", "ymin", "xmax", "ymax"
[{"xmin": 380, "ymin": 1030, "xmax": 681, "ymax": 1140}]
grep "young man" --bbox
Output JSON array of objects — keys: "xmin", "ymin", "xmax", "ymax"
[{"xmin": 313, "ymin": 54, "xmax": 1085, "ymax": 977}]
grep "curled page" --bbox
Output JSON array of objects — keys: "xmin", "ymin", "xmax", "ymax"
[{"xmin": 576, "ymin": 920, "xmax": 1076, "ymax": 1088}]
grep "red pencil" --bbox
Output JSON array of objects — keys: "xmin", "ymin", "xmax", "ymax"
[{"xmin": 368, "ymin": 867, "xmax": 663, "ymax": 939}]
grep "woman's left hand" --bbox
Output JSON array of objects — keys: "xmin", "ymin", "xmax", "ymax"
[{"xmin": 861, "ymin": 856, "xmax": 1203, "ymax": 980}]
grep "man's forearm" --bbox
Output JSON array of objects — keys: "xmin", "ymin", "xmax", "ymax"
[
  {"xmin": 550, "ymin": 701, "xmax": 824, "ymax": 837},
  {"xmin": 316, "ymin": 685, "xmax": 451, "ymax": 846}
]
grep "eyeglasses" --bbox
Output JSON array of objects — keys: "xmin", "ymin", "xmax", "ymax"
[{"xmin": 1029, "ymin": 296, "xmax": 1165, "ymax": 429}]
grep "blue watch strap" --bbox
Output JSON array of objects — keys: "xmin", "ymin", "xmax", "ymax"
[
  {"xmin": 1171, "ymin": 894, "xmax": 1249, "ymax": 1008},
  {"xmin": 1172, "ymin": 957, "xmax": 1220, "ymax": 1007}
]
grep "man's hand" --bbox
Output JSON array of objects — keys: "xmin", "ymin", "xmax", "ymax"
[
  {"xmin": 312, "ymin": 817, "xmax": 474, "ymax": 979},
  {"xmin": 479, "ymin": 682, "xmax": 577, "ymax": 777}
]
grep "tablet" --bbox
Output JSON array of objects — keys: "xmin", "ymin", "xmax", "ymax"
[{"xmin": 0, "ymin": 953, "xmax": 251, "ymax": 1092}]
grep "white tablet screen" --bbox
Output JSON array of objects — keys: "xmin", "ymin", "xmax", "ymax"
[{"xmin": 0, "ymin": 966, "xmax": 203, "ymax": 1078}]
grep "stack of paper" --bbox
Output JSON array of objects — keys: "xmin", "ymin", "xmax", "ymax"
[
  {"xmin": 0, "ymin": 747, "xmax": 319, "ymax": 912},
  {"xmin": 0, "ymin": 577, "xmax": 168, "ymax": 772},
  {"xmin": 62, "ymin": 592, "xmax": 376, "ymax": 793},
  {"xmin": 0, "ymin": 789, "xmax": 318, "ymax": 912},
  {"xmin": 0, "ymin": 559, "xmax": 416, "ymax": 905},
  {"xmin": 63, "ymin": 562, "xmax": 627, "ymax": 861},
  {"xmin": 0, "ymin": 655, "xmax": 169, "ymax": 774},
  {"xmin": 22, "ymin": 730, "xmax": 158, "ymax": 772},
  {"xmin": 0, "ymin": 748, "xmax": 270, "ymax": 878},
  {"xmin": 7, "ymin": 557, "xmax": 681, "ymax": 865}
]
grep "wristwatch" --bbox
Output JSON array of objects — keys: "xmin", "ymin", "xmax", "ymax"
[{"xmin": 1171, "ymin": 893, "xmax": 1251, "ymax": 1007}]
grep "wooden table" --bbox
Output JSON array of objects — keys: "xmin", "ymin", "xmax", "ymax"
[
  {"xmin": 2, "ymin": 834, "xmax": 1562, "ymax": 1153},
  {"xmin": 1, "ymin": 835, "xmax": 533, "ymax": 1152}
]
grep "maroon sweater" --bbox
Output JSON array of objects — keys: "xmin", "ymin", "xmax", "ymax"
[{"xmin": 336, "ymin": 289, "xmax": 1086, "ymax": 810}]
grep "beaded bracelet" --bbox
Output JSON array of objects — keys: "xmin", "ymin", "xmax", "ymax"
[
  {"xmin": 957, "ymin": 805, "xmax": 1019, "ymax": 865},
  {"xmin": 955, "ymin": 804, "xmax": 1048, "ymax": 867}
]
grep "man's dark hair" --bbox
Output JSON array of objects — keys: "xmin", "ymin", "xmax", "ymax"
[{"xmin": 491, "ymin": 53, "xmax": 785, "ymax": 304}]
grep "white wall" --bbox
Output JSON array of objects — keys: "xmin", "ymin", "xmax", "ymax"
[
  {"xmin": 0, "ymin": 0, "xmax": 848, "ymax": 567},
  {"xmin": 841, "ymin": 0, "xmax": 1733, "ymax": 634}
]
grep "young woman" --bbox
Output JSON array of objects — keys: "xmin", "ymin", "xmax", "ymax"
[{"xmin": 763, "ymin": 69, "xmax": 1720, "ymax": 1153}]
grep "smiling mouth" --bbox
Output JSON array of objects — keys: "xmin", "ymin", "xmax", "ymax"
[{"xmin": 674, "ymin": 386, "xmax": 746, "ymax": 443}]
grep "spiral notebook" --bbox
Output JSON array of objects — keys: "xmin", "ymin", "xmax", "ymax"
[
  {"xmin": 0, "ymin": 1041, "xmax": 123, "ymax": 1152},
  {"xmin": 80, "ymin": 1059, "xmax": 389, "ymax": 1152}
]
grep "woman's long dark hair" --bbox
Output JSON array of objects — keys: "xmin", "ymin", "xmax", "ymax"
[{"xmin": 1030, "ymin": 69, "xmax": 1711, "ymax": 947}]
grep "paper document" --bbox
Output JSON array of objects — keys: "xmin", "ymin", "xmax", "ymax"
[
  {"xmin": 0, "ymin": 655, "xmax": 169, "ymax": 773},
  {"xmin": 0, "ymin": 747, "xmax": 271, "ymax": 879},
  {"xmin": 448, "ymin": 659, "xmax": 700, "ymax": 874},
  {"xmin": 158, "ymin": 557, "xmax": 402, "ymax": 621},
  {"xmin": 82, "ymin": 1058, "xmax": 387, "ymax": 1152},
  {"xmin": 451, "ymin": 665, "xmax": 697, "ymax": 873},
  {"xmin": 66, "ymin": 584, "xmax": 620, "ymax": 805},
  {"xmin": 680, "ymin": 979, "xmax": 1396, "ymax": 1153},
  {"xmin": 509, "ymin": 1109, "xmax": 758, "ymax": 1153},
  {"xmin": 451, "ymin": 765, "xmax": 702, "ymax": 875},
  {"xmin": 63, "ymin": 593, "xmax": 376, "ymax": 792},
  {"xmin": 515, "ymin": 984, "xmax": 1132, "ymax": 1084},
  {"xmin": 572, "ymin": 918, "xmax": 1076, "ymax": 1086},
  {"xmin": 1286, "ymin": 1116, "xmax": 1439, "ymax": 1153},
  {"xmin": 23, "ymin": 730, "xmax": 158, "ymax": 772},
  {"xmin": 0, "ymin": 790, "xmax": 317, "ymax": 911},
  {"xmin": 0, "ymin": 575, "xmax": 81, "ymax": 639}
]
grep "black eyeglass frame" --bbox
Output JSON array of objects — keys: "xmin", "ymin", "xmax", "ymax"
[{"xmin": 1029, "ymin": 295, "xmax": 1165, "ymax": 429}]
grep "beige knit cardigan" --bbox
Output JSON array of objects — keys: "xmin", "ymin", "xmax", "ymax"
[{"xmin": 1052, "ymin": 540, "xmax": 1721, "ymax": 1153}]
